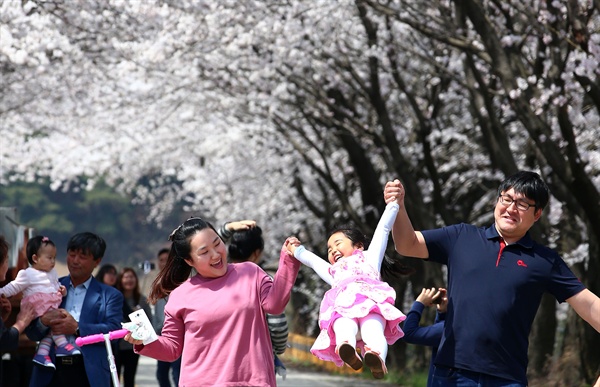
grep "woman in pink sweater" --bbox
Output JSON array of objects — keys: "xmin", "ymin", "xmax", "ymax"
[{"xmin": 124, "ymin": 217, "xmax": 301, "ymax": 387}]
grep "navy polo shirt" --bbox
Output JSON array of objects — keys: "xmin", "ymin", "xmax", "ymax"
[{"xmin": 422, "ymin": 223, "xmax": 585, "ymax": 384}]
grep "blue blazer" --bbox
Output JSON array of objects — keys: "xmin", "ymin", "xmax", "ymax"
[{"xmin": 26, "ymin": 276, "xmax": 124, "ymax": 387}]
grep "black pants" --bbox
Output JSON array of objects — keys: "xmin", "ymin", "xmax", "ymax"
[
  {"xmin": 48, "ymin": 355, "xmax": 90, "ymax": 387},
  {"xmin": 1, "ymin": 355, "xmax": 34, "ymax": 387},
  {"xmin": 116, "ymin": 349, "xmax": 140, "ymax": 387}
]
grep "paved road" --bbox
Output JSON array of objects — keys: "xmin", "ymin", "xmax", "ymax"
[{"xmin": 134, "ymin": 356, "xmax": 396, "ymax": 387}]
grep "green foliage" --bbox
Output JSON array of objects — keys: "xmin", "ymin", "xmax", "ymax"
[
  {"xmin": 385, "ymin": 370, "xmax": 428, "ymax": 387},
  {"xmin": 0, "ymin": 180, "xmax": 181, "ymax": 268}
]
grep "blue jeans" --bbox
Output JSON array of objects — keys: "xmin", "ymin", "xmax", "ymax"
[
  {"xmin": 156, "ymin": 357, "xmax": 181, "ymax": 387},
  {"xmin": 431, "ymin": 366, "xmax": 526, "ymax": 387}
]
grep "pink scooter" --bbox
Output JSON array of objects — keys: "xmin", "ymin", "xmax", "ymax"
[{"xmin": 75, "ymin": 310, "xmax": 156, "ymax": 387}]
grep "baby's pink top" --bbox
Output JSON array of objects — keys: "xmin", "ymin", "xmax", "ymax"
[
  {"xmin": 135, "ymin": 248, "xmax": 300, "ymax": 387},
  {"xmin": 0, "ymin": 267, "xmax": 60, "ymax": 297}
]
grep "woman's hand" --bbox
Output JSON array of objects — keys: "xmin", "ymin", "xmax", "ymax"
[
  {"xmin": 124, "ymin": 332, "xmax": 144, "ymax": 345},
  {"xmin": 12, "ymin": 302, "xmax": 37, "ymax": 333},
  {"xmin": 284, "ymin": 237, "xmax": 301, "ymax": 256},
  {"xmin": 0, "ymin": 295, "xmax": 11, "ymax": 322}
]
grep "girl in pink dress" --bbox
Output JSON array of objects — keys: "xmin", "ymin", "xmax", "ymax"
[
  {"xmin": 287, "ymin": 202, "xmax": 405, "ymax": 379},
  {"xmin": 0, "ymin": 236, "xmax": 80, "ymax": 369}
]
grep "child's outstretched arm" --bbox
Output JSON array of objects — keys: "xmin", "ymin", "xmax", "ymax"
[
  {"xmin": 285, "ymin": 237, "xmax": 333, "ymax": 286},
  {"xmin": 0, "ymin": 269, "xmax": 30, "ymax": 298},
  {"xmin": 365, "ymin": 202, "xmax": 399, "ymax": 272}
]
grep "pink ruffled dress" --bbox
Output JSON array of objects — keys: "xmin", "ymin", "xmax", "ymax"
[
  {"xmin": 23, "ymin": 291, "xmax": 63, "ymax": 317},
  {"xmin": 310, "ymin": 250, "xmax": 405, "ymax": 366}
]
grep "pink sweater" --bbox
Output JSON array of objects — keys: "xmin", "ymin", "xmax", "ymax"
[{"xmin": 136, "ymin": 248, "xmax": 300, "ymax": 387}]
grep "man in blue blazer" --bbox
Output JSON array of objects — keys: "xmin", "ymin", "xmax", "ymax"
[{"xmin": 26, "ymin": 232, "xmax": 123, "ymax": 387}]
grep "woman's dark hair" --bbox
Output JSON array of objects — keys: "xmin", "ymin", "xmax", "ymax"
[
  {"xmin": 26, "ymin": 236, "xmax": 56, "ymax": 266},
  {"xmin": 0, "ymin": 236, "xmax": 8, "ymax": 265},
  {"xmin": 95, "ymin": 264, "xmax": 117, "ymax": 283},
  {"xmin": 228, "ymin": 226, "xmax": 264, "ymax": 263},
  {"xmin": 149, "ymin": 217, "xmax": 217, "ymax": 303},
  {"xmin": 497, "ymin": 171, "xmax": 549, "ymax": 210},
  {"xmin": 116, "ymin": 267, "xmax": 141, "ymax": 304}
]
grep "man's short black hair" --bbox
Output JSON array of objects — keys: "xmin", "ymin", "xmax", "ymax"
[
  {"xmin": 67, "ymin": 232, "xmax": 106, "ymax": 260},
  {"xmin": 497, "ymin": 171, "xmax": 549, "ymax": 210}
]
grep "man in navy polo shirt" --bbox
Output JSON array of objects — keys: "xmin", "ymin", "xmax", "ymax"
[{"xmin": 384, "ymin": 171, "xmax": 600, "ymax": 386}]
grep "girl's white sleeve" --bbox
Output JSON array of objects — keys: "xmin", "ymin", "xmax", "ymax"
[
  {"xmin": 0, "ymin": 269, "xmax": 30, "ymax": 297},
  {"xmin": 365, "ymin": 202, "xmax": 399, "ymax": 272},
  {"xmin": 294, "ymin": 246, "xmax": 334, "ymax": 286}
]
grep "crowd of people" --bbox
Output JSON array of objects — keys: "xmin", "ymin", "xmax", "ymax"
[{"xmin": 0, "ymin": 170, "xmax": 599, "ymax": 386}]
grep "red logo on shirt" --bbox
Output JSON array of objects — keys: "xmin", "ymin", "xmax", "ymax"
[{"xmin": 517, "ymin": 260, "xmax": 527, "ymax": 267}]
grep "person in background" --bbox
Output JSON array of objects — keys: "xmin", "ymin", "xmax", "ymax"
[
  {"xmin": 95, "ymin": 264, "xmax": 118, "ymax": 287},
  {"xmin": 124, "ymin": 217, "xmax": 301, "ymax": 386},
  {"xmin": 0, "ymin": 236, "xmax": 81, "ymax": 369},
  {"xmin": 286, "ymin": 202, "xmax": 405, "ymax": 379},
  {"xmin": 26, "ymin": 232, "xmax": 124, "ymax": 387},
  {"xmin": 152, "ymin": 248, "xmax": 181, "ymax": 387},
  {"xmin": 0, "ymin": 235, "xmax": 37, "ymax": 351},
  {"xmin": 402, "ymin": 287, "xmax": 447, "ymax": 387},
  {"xmin": 0, "ymin": 235, "xmax": 37, "ymax": 385},
  {"xmin": 384, "ymin": 171, "xmax": 600, "ymax": 386},
  {"xmin": 227, "ymin": 226, "xmax": 290, "ymax": 379},
  {"xmin": 115, "ymin": 267, "xmax": 152, "ymax": 387}
]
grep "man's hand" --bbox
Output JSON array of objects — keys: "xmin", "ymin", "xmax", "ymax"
[
  {"xmin": 41, "ymin": 308, "xmax": 78, "ymax": 335},
  {"xmin": 384, "ymin": 179, "xmax": 406, "ymax": 205}
]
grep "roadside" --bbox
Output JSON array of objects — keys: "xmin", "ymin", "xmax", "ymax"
[{"xmin": 135, "ymin": 356, "xmax": 398, "ymax": 387}]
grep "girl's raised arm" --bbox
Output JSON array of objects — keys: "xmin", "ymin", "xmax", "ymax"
[
  {"xmin": 365, "ymin": 202, "xmax": 399, "ymax": 272},
  {"xmin": 293, "ymin": 246, "xmax": 333, "ymax": 286}
]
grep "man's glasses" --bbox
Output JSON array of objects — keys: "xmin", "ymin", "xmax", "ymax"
[{"xmin": 498, "ymin": 194, "xmax": 535, "ymax": 211}]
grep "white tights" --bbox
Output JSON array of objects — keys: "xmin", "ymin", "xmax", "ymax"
[{"xmin": 332, "ymin": 313, "xmax": 387, "ymax": 360}]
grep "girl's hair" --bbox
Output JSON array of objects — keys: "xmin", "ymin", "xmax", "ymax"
[
  {"xmin": 116, "ymin": 267, "xmax": 141, "ymax": 304},
  {"xmin": 328, "ymin": 224, "xmax": 415, "ymax": 279},
  {"xmin": 0, "ymin": 236, "xmax": 8, "ymax": 265},
  {"xmin": 149, "ymin": 217, "xmax": 217, "ymax": 304},
  {"xmin": 95, "ymin": 264, "xmax": 118, "ymax": 283},
  {"xmin": 328, "ymin": 225, "xmax": 368, "ymax": 250},
  {"xmin": 26, "ymin": 236, "xmax": 56, "ymax": 266},
  {"xmin": 228, "ymin": 226, "xmax": 264, "ymax": 263}
]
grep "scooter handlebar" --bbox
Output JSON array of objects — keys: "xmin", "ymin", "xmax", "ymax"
[{"xmin": 75, "ymin": 328, "xmax": 130, "ymax": 346}]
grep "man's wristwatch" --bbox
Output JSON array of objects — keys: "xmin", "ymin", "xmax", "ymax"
[{"xmin": 75, "ymin": 325, "xmax": 80, "ymax": 337}]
